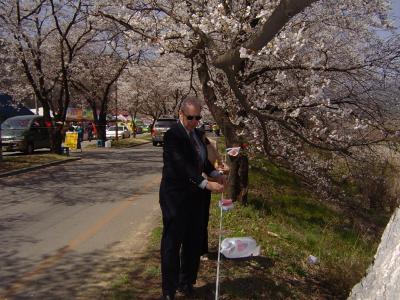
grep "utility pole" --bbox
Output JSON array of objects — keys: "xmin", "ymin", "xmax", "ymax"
[
  {"xmin": 115, "ymin": 80, "xmax": 118, "ymax": 141},
  {"xmin": 34, "ymin": 93, "xmax": 38, "ymax": 115}
]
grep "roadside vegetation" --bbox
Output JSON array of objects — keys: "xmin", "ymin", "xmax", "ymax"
[
  {"xmin": 104, "ymin": 154, "xmax": 390, "ymax": 300},
  {"xmin": 0, "ymin": 153, "xmax": 71, "ymax": 173},
  {"xmin": 0, "ymin": 134, "xmax": 152, "ymax": 174},
  {"xmin": 111, "ymin": 134, "xmax": 152, "ymax": 148}
]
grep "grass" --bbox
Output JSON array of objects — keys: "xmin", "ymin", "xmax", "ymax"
[
  {"xmin": 0, "ymin": 153, "xmax": 71, "ymax": 173},
  {"xmin": 111, "ymin": 134, "xmax": 152, "ymax": 148},
  {"xmin": 199, "ymin": 158, "xmax": 385, "ymax": 299},
  {"xmin": 0, "ymin": 134, "xmax": 151, "ymax": 174},
  {"xmin": 97, "ymin": 225, "xmax": 163, "ymax": 300},
  {"xmin": 84, "ymin": 134, "xmax": 152, "ymax": 149},
  {"xmin": 102, "ymin": 156, "xmax": 388, "ymax": 300}
]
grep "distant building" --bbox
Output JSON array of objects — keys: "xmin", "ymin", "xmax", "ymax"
[{"xmin": 30, "ymin": 107, "xmax": 54, "ymax": 117}]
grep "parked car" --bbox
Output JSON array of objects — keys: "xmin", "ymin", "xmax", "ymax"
[
  {"xmin": 106, "ymin": 125, "xmax": 130, "ymax": 139},
  {"xmin": 152, "ymin": 118, "xmax": 177, "ymax": 146},
  {"xmin": 200, "ymin": 121, "xmax": 212, "ymax": 132},
  {"xmin": 1, "ymin": 115, "xmax": 51, "ymax": 154},
  {"xmin": 136, "ymin": 126, "xmax": 143, "ymax": 134},
  {"xmin": 141, "ymin": 124, "xmax": 150, "ymax": 133}
]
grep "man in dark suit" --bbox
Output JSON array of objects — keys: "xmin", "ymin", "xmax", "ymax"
[{"xmin": 160, "ymin": 97, "xmax": 226, "ymax": 300}]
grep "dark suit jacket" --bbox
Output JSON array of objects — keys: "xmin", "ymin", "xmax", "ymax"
[{"xmin": 160, "ymin": 122, "xmax": 216, "ymax": 218}]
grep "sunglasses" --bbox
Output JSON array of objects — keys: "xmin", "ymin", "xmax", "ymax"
[{"xmin": 184, "ymin": 114, "xmax": 202, "ymax": 121}]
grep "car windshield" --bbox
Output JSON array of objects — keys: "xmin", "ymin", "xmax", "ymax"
[
  {"xmin": 155, "ymin": 120, "xmax": 177, "ymax": 128},
  {"xmin": 108, "ymin": 126, "xmax": 124, "ymax": 131},
  {"xmin": 1, "ymin": 118, "xmax": 31, "ymax": 129}
]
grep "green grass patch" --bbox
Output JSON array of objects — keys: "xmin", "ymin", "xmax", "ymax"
[
  {"xmin": 201, "ymin": 158, "xmax": 383, "ymax": 299},
  {"xmin": 149, "ymin": 223, "xmax": 163, "ymax": 247},
  {"xmin": 101, "ymin": 223, "xmax": 163, "ymax": 300},
  {"xmin": 0, "ymin": 153, "xmax": 70, "ymax": 173},
  {"xmin": 108, "ymin": 274, "xmax": 137, "ymax": 300},
  {"xmin": 111, "ymin": 134, "xmax": 151, "ymax": 148},
  {"xmin": 102, "ymin": 156, "xmax": 387, "ymax": 299},
  {"xmin": 84, "ymin": 134, "xmax": 152, "ymax": 149}
]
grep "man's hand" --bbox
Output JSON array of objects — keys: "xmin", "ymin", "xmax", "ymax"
[{"xmin": 206, "ymin": 181, "xmax": 224, "ymax": 193}]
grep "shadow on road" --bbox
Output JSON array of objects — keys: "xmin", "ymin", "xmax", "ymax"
[
  {"xmin": 0, "ymin": 146, "xmax": 163, "ymax": 206},
  {"xmin": 1, "ymin": 240, "xmax": 152, "ymax": 299},
  {"xmin": 0, "ymin": 145, "xmax": 163, "ymax": 299}
]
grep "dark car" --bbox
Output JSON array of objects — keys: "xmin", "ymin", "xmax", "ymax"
[
  {"xmin": 151, "ymin": 118, "xmax": 177, "ymax": 146},
  {"xmin": 1, "ymin": 115, "xmax": 51, "ymax": 154}
]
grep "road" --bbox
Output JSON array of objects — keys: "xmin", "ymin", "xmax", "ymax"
[{"xmin": 0, "ymin": 143, "xmax": 163, "ymax": 299}]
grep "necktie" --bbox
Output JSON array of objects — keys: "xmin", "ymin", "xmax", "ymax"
[
  {"xmin": 189, "ymin": 131, "xmax": 203, "ymax": 172},
  {"xmin": 189, "ymin": 131, "xmax": 200, "ymax": 156}
]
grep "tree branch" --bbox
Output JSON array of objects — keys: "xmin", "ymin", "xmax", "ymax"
[{"xmin": 213, "ymin": 0, "xmax": 317, "ymax": 73}]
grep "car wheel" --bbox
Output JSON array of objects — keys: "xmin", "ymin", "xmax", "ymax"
[{"xmin": 26, "ymin": 143, "xmax": 34, "ymax": 154}]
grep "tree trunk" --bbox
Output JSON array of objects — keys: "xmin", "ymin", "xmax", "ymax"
[
  {"xmin": 96, "ymin": 116, "xmax": 107, "ymax": 141},
  {"xmin": 228, "ymin": 154, "xmax": 249, "ymax": 204},
  {"xmin": 196, "ymin": 52, "xmax": 249, "ymax": 203},
  {"xmin": 51, "ymin": 126, "xmax": 63, "ymax": 154},
  {"xmin": 89, "ymin": 99, "xmax": 108, "ymax": 142}
]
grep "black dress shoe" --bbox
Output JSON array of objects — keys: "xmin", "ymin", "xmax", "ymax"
[{"xmin": 178, "ymin": 283, "xmax": 195, "ymax": 297}]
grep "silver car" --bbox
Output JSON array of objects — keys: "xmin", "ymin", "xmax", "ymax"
[
  {"xmin": 151, "ymin": 118, "xmax": 177, "ymax": 146},
  {"xmin": 106, "ymin": 125, "xmax": 130, "ymax": 139}
]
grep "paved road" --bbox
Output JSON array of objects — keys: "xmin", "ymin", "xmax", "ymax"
[{"xmin": 0, "ymin": 143, "xmax": 163, "ymax": 299}]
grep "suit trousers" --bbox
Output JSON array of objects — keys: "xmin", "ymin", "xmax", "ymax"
[
  {"xmin": 160, "ymin": 186, "xmax": 204, "ymax": 295},
  {"xmin": 201, "ymin": 190, "xmax": 211, "ymax": 255}
]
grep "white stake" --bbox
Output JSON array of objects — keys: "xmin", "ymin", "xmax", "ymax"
[
  {"xmin": 215, "ymin": 151, "xmax": 228, "ymax": 300},
  {"xmin": 215, "ymin": 191, "xmax": 224, "ymax": 300}
]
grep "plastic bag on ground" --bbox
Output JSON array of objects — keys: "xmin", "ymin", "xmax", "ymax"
[
  {"xmin": 220, "ymin": 237, "xmax": 261, "ymax": 258},
  {"xmin": 307, "ymin": 255, "xmax": 319, "ymax": 265}
]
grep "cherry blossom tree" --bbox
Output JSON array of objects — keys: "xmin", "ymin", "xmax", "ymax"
[
  {"xmin": 70, "ymin": 54, "xmax": 130, "ymax": 140},
  {"xmin": 0, "ymin": 39, "xmax": 33, "ymax": 104},
  {"xmin": 0, "ymin": 0, "xmax": 148, "ymax": 149},
  {"xmin": 0, "ymin": 0, "xmax": 102, "ymax": 151},
  {"xmin": 117, "ymin": 53, "xmax": 197, "ymax": 126},
  {"xmin": 99, "ymin": 0, "xmax": 400, "ymax": 202}
]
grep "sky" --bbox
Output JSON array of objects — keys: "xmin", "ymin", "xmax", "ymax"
[
  {"xmin": 391, "ymin": 0, "xmax": 400, "ymax": 31},
  {"xmin": 376, "ymin": 0, "xmax": 400, "ymax": 38}
]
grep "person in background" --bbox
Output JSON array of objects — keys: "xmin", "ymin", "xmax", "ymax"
[
  {"xmin": 92, "ymin": 122, "xmax": 98, "ymax": 139},
  {"xmin": 76, "ymin": 124, "xmax": 83, "ymax": 150},
  {"xmin": 87, "ymin": 123, "xmax": 93, "ymax": 142},
  {"xmin": 159, "ymin": 97, "xmax": 226, "ymax": 300},
  {"xmin": 67, "ymin": 122, "xmax": 74, "ymax": 132},
  {"xmin": 201, "ymin": 136, "xmax": 229, "ymax": 258},
  {"xmin": 212, "ymin": 123, "xmax": 220, "ymax": 136},
  {"xmin": 131, "ymin": 119, "xmax": 137, "ymax": 138}
]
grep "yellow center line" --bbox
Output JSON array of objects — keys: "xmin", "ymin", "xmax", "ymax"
[{"xmin": 2, "ymin": 174, "xmax": 161, "ymax": 299}]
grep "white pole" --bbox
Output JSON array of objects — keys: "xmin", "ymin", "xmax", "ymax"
[
  {"xmin": 215, "ymin": 192, "xmax": 223, "ymax": 300},
  {"xmin": 215, "ymin": 151, "xmax": 228, "ymax": 299}
]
